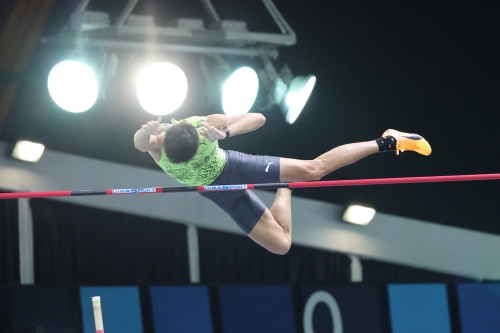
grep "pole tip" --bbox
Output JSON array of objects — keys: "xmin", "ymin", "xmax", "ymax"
[{"xmin": 92, "ymin": 296, "xmax": 101, "ymax": 302}]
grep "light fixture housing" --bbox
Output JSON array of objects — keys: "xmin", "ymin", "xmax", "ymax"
[
  {"xmin": 12, "ymin": 141, "xmax": 45, "ymax": 163},
  {"xmin": 259, "ymin": 59, "xmax": 316, "ymax": 124},
  {"xmin": 342, "ymin": 205, "xmax": 376, "ymax": 225}
]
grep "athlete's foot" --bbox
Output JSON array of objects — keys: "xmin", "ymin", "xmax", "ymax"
[{"xmin": 382, "ymin": 129, "xmax": 432, "ymax": 156}]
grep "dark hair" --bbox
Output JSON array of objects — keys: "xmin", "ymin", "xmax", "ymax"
[{"xmin": 164, "ymin": 122, "xmax": 199, "ymax": 163}]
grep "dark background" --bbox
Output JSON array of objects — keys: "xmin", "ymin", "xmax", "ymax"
[{"xmin": 0, "ymin": 0, "xmax": 499, "ymax": 236}]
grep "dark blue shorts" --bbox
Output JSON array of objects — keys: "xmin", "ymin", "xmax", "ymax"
[{"xmin": 199, "ymin": 150, "xmax": 281, "ymax": 234}]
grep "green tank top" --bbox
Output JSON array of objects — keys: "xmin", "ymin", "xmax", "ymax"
[{"xmin": 156, "ymin": 116, "xmax": 227, "ymax": 186}]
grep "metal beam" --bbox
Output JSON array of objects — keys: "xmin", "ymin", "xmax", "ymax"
[
  {"xmin": 112, "ymin": 24, "xmax": 296, "ymax": 45},
  {"xmin": 200, "ymin": 0, "xmax": 221, "ymax": 24},
  {"xmin": 41, "ymin": 36, "xmax": 279, "ymax": 58},
  {"xmin": 261, "ymin": 0, "xmax": 296, "ymax": 38},
  {"xmin": 75, "ymin": 0, "xmax": 91, "ymax": 12},
  {"xmin": 43, "ymin": 0, "xmax": 296, "ymax": 56},
  {"xmin": 114, "ymin": 0, "xmax": 139, "ymax": 27}
]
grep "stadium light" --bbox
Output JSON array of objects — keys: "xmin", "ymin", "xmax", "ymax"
[
  {"xmin": 201, "ymin": 55, "xmax": 259, "ymax": 115},
  {"xmin": 136, "ymin": 62, "xmax": 188, "ymax": 116},
  {"xmin": 283, "ymin": 75, "xmax": 316, "ymax": 124},
  {"xmin": 342, "ymin": 205, "xmax": 376, "ymax": 225},
  {"xmin": 12, "ymin": 141, "xmax": 45, "ymax": 163},
  {"xmin": 222, "ymin": 67, "xmax": 259, "ymax": 115},
  {"xmin": 47, "ymin": 44, "xmax": 118, "ymax": 113},
  {"xmin": 48, "ymin": 60, "xmax": 99, "ymax": 113}
]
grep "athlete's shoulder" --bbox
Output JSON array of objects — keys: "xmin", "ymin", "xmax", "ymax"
[
  {"xmin": 149, "ymin": 148, "xmax": 162, "ymax": 163},
  {"xmin": 183, "ymin": 116, "xmax": 206, "ymax": 127}
]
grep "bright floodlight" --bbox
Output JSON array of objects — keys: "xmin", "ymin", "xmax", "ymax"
[
  {"xmin": 137, "ymin": 62, "xmax": 188, "ymax": 116},
  {"xmin": 283, "ymin": 75, "xmax": 316, "ymax": 124},
  {"xmin": 48, "ymin": 60, "xmax": 99, "ymax": 113},
  {"xmin": 342, "ymin": 205, "xmax": 376, "ymax": 225},
  {"xmin": 12, "ymin": 141, "xmax": 45, "ymax": 163},
  {"xmin": 222, "ymin": 67, "xmax": 259, "ymax": 115}
]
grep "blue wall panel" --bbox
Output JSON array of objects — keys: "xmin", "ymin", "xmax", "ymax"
[
  {"xmin": 457, "ymin": 283, "xmax": 500, "ymax": 333},
  {"xmin": 80, "ymin": 286, "xmax": 143, "ymax": 333},
  {"xmin": 219, "ymin": 285, "xmax": 295, "ymax": 333},
  {"xmin": 388, "ymin": 284, "xmax": 451, "ymax": 333},
  {"xmin": 150, "ymin": 286, "xmax": 212, "ymax": 333}
]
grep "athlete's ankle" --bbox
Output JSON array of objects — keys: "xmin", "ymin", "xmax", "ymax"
[{"xmin": 375, "ymin": 136, "xmax": 396, "ymax": 152}]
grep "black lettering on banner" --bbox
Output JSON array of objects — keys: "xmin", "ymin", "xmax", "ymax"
[{"xmin": 303, "ymin": 291, "xmax": 343, "ymax": 333}]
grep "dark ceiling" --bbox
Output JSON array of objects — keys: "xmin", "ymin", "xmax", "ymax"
[{"xmin": 1, "ymin": 0, "xmax": 499, "ymax": 234}]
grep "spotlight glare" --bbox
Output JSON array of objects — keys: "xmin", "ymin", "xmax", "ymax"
[
  {"xmin": 137, "ymin": 62, "xmax": 188, "ymax": 115},
  {"xmin": 342, "ymin": 205, "xmax": 376, "ymax": 225},
  {"xmin": 47, "ymin": 60, "xmax": 99, "ymax": 113},
  {"xmin": 284, "ymin": 75, "xmax": 316, "ymax": 124},
  {"xmin": 12, "ymin": 141, "xmax": 45, "ymax": 163},
  {"xmin": 222, "ymin": 67, "xmax": 259, "ymax": 115}
]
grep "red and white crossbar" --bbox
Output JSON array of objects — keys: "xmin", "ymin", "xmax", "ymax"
[{"xmin": 0, "ymin": 173, "xmax": 499, "ymax": 200}]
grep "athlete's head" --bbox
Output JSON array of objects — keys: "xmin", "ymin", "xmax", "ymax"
[{"xmin": 164, "ymin": 122, "xmax": 199, "ymax": 163}]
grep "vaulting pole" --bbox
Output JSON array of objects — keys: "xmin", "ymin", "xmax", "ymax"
[
  {"xmin": 0, "ymin": 173, "xmax": 499, "ymax": 200},
  {"xmin": 92, "ymin": 296, "xmax": 104, "ymax": 333}
]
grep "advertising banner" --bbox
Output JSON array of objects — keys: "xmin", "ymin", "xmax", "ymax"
[
  {"xmin": 388, "ymin": 284, "xmax": 451, "ymax": 333},
  {"xmin": 80, "ymin": 286, "xmax": 143, "ymax": 333},
  {"xmin": 218, "ymin": 285, "xmax": 296, "ymax": 333},
  {"xmin": 150, "ymin": 286, "xmax": 213, "ymax": 333},
  {"xmin": 457, "ymin": 283, "xmax": 500, "ymax": 333},
  {"xmin": 300, "ymin": 284, "xmax": 387, "ymax": 333}
]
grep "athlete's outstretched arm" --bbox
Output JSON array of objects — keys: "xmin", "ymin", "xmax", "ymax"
[{"xmin": 205, "ymin": 113, "xmax": 266, "ymax": 138}]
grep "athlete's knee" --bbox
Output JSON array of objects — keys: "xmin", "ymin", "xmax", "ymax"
[
  {"xmin": 302, "ymin": 161, "xmax": 325, "ymax": 181},
  {"xmin": 271, "ymin": 236, "xmax": 291, "ymax": 255}
]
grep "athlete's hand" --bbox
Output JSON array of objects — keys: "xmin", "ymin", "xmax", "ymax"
[
  {"xmin": 141, "ymin": 117, "xmax": 162, "ymax": 135},
  {"xmin": 199, "ymin": 122, "xmax": 226, "ymax": 142}
]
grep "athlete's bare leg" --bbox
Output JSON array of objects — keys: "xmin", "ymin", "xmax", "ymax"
[
  {"xmin": 248, "ymin": 130, "xmax": 433, "ymax": 254},
  {"xmin": 280, "ymin": 141, "xmax": 380, "ymax": 182},
  {"xmin": 248, "ymin": 188, "xmax": 292, "ymax": 255},
  {"xmin": 248, "ymin": 141, "xmax": 378, "ymax": 254}
]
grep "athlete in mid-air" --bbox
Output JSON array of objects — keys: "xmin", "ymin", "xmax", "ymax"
[{"xmin": 134, "ymin": 113, "xmax": 431, "ymax": 255}]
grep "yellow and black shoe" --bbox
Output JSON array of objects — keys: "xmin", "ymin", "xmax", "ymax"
[{"xmin": 380, "ymin": 129, "xmax": 432, "ymax": 156}]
